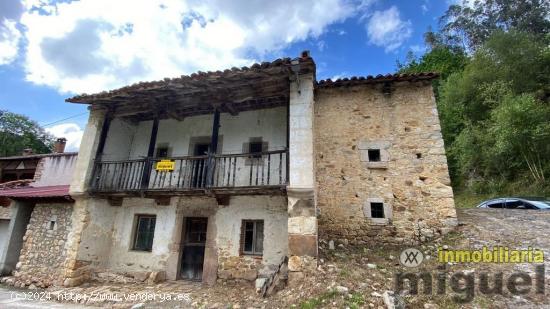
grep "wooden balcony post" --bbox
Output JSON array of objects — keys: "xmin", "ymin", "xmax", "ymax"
[
  {"xmin": 141, "ymin": 117, "xmax": 159, "ymax": 189},
  {"xmin": 206, "ymin": 109, "xmax": 220, "ymax": 187},
  {"xmin": 89, "ymin": 113, "xmax": 112, "ymax": 190},
  {"xmin": 95, "ymin": 114, "xmax": 112, "ymax": 160}
]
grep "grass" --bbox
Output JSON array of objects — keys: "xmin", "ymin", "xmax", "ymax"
[
  {"xmin": 453, "ymin": 191, "xmax": 495, "ymax": 208},
  {"xmin": 298, "ymin": 290, "xmax": 365, "ymax": 309},
  {"xmin": 344, "ymin": 292, "xmax": 365, "ymax": 309},
  {"xmin": 453, "ymin": 179, "xmax": 550, "ymax": 209},
  {"xmin": 299, "ymin": 290, "xmax": 338, "ymax": 309}
]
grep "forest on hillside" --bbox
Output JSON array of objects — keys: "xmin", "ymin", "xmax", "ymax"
[{"xmin": 397, "ymin": 0, "xmax": 550, "ymax": 202}]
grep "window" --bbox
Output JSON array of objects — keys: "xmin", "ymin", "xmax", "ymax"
[
  {"xmin": 368, "ymin": 149, "xmax": 381, "ymax": 162},
  {"xmin": 370, "ymin": 203, "xmax": 385, "ymax": 218},
  {"xmin": 244, "ymin": 137, "xmax": 268, "ymax": 165},
  {"xmin": 249, "ymin": 141, "xmax": 263, "ymax": 158},
  {"xmin": 49, "ymin": 221, "xmax": 56, "ymax": 230},
  {"xmin": 194, "ymin": 143, "xmax": 210, "ymax": 156},
  {"xmin": 156, "ymin": 146, "xmax": 169, "ymax": 158},
  {"xmin": 486, "ymin": 200, "xmax": 505, "ymax": 209},
  {"xmin": 133, "ymin": 215, "xmax": 156, "ymax": 251},
  {"xmin": 241, "ymin": 220, "xmax": 264, "ymax": 255},
  {"xmin": 359, "ymin": 140, "xmax": 390, "ymax": 169}
]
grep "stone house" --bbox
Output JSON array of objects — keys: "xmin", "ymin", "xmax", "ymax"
[
  {"xmin": 4, "ymin": 52, "xmax": 456, "ymax": 289},
  {"xmin": 0, "ymin": 139, "xmax": 77, "ymax": 288}
]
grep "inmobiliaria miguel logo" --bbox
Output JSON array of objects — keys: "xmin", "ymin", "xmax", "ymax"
[{"xmin": 395, "ymin": 246, "xmax": 546, "ymax": 303}]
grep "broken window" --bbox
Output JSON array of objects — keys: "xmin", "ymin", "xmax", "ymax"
[
  {"xmin": 368, "ymin": 149, "xmax": 381, "ymax": 162},
  {"xmin": 133, "ymin": 215, "xmax": 156, "ymax": 251},
  {"xmin": 370, "ymin": 202, "xmax": 385, "ymax": 218},
  {"xmin": 241, "ymin": 220, "xmax": 264, "ymax": 255}
]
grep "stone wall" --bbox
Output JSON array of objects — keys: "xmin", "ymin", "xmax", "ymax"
[
  {"xmin": 12, "ymin": 203, "xmax": 73, "ymax": 288},
  {"xmin": 314, "ymin": 82, "xmax": 457, "ymax": 246},
  {"xmin": 0, "ymin": 205, "xmax": 11, "ymax": 219}
]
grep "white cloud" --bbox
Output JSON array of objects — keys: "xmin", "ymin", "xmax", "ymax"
[
  {"xmin": 366, "ymin": 6, "xmax": 412, "ymax": 52},
  {"xmin": 0, "ymin": 19, "xmax": 21, "ymax": 65},
  {"xmin": 46, "ymin": 123, "xmax": 84, "ymax": 151},
  {"xmin": 421, "ymin": 0, "xmax": 429, "ymax": 13},
  {"xmin": 9, "ymin": 0, "xmax": 357, "ymax": 94},
  {"xmin": 330, "ymin": 72, "xmax": 348, "ymax": 80},
  {"xmin": 447, "ymin": 0, "xmax": 484, "ymax": 7},
  {"xmin": 317, "ymin": 40, "xmax": 326, "ymax": 51},
  {"xmin": 410, "ymin": 44, "xmax": 426, "ymax": 54}
]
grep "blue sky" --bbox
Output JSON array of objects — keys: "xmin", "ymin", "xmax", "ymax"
[{"xmin": 0, "ymin": 0, "xmax": 452, "ymax": 150}]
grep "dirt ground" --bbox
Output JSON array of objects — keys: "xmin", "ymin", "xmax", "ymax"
[{"xmin": 3, "ymin": 208, "xmax": 549, "ymax": 309}]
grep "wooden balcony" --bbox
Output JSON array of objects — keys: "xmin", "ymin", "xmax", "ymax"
[{"xmin": 90, "ymin": 150, "xmax": 288, "ymax": 196}]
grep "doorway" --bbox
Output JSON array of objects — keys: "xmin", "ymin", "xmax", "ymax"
[
  {"xmin": 191, "ymin": 143, "xmax": 210, "ymax": 188},
  {"xmin": 180, "ymin": 217, "xmax": 208, "ymax": 280}
]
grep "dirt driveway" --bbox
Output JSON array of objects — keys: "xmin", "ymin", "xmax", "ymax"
[
  {"xmin": 427, "ymin": 208, "xmax": 550, "ymax": 308},
  {"xmin": 457, "ymin": 208, "xmax": 550, "ymax": 271}
]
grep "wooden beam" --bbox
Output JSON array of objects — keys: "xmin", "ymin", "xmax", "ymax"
[
  {"xmin": 206, "ymin": 109, "xmax": 221, "ymax": 187},
  {"xmin": 223, "ymin": 102, "xmax": 238, "ymax": 116},
  {"xmin": 94, "ymin": 113, "xmax": 113, "ymax": 160},
  {"xmin": 141, "ymin": 116, "xmax": 159, "ymax": 188},
  {"xmin": 210, "ymin": 109, "xmax": 220, "ymax": 154}
]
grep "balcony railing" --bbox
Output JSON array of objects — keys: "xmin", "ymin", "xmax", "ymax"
[{"xmin": 90, "ymin": 150, "xmax": 288, "ymax": 193}]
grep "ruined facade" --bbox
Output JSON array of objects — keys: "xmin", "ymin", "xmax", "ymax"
[{"xmin": 1, "ymin": 53, "xmax": 456, "ymax": 289}]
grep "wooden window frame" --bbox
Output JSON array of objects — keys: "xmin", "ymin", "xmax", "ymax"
[
  {"xmin": 132, "ymin": 214, "xmax": 156, "ymax": 252},
  {"xmin": 240, "ymin": 220, "xmax": 264, "ymax": 256}
]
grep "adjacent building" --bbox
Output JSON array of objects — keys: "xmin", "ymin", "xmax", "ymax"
[{"xmin": 0, "ymin": 139, "xmax": 77, "ymax": 288}]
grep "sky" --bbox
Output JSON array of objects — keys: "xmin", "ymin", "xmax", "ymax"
[{"xmin": 0, "ymin": 0, "xmax": 456, "ymax": 151}]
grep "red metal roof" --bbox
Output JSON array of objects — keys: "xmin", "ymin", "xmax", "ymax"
[{"xmin": 0, "ymin": 185, "xmax": 71, "ymax": 199}]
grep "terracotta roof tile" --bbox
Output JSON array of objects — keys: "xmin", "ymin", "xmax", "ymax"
[
  {"xmin": 66, "ymin": 57, "xmax": 310, "ymax": 103},
  {"xmin": 316, "ymin": 72, "xmax": 439, "ymax": 88}
]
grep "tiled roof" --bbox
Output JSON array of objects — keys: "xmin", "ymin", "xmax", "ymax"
[
  {"xmin": 316, "ymin": 72, "xmax": 439, "ymax": 88},
  {"xmin": 66, "ymin": 57, "xmax": 315, "ymax": 104}
]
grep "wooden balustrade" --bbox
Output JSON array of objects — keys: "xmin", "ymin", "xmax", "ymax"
[{"xmin": 91, "ymin": 150, "xmax": 288, "ymax": 193}]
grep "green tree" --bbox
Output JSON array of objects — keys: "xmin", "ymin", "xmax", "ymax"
[
  {"xmin": 489, "ymin": 93, "xmax": 550, "ymax": 183},
  {"xmin": 440, "ymin": 0, "xmax": 550, "ymax": 50},
  {"xmin": 0, "ymin": 110, "xmax": 54, "ymax": 157},
  {"xmin": 438, "ymin": 31, "xmax": 550, "ymax": 190}
]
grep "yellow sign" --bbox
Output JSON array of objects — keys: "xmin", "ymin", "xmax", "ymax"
[{"xmin": 155, "ymin": 160, "xmax": 175, "ymax": 172}]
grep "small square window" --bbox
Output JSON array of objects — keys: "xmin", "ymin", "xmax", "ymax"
[
  {"xmin": 241, "ymin": 220, "xmax": 264, "ymax": 255},
  {"xmin": 49, "ymin": 221, "xmax": 56, "ymax": 230},
  {"xmin": 368, "ymin": 149, "xmax": 381, "ymax": 162},
  {"xmin": 370, "ymin": 203, "xmax": 385, "ymax": 218},
  {"xmin": 156, "ymin": 147, "xmax": 169, "ymax": 158},
  {"xmin": 249, "ymin": 142, "xmax": 263, "ymax": 158},
  {"xmin": 133, "ymin": 215, "xmax": 156, "ymax": 251}
]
